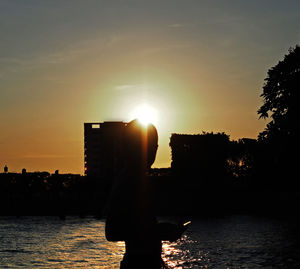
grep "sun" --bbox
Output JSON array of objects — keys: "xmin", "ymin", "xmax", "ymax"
[{"xmin": 130, "ymin": 104, "xmax": 158, "ymax": 126}]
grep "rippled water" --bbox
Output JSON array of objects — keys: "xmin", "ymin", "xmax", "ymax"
[{"xmin": 0, "ymin": 215, "xmax": 299, "ymax": 268}]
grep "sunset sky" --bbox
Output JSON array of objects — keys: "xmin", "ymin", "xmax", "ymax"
[{"xmin": 1, "ymin": 0, "xmax": 300, "ymax": 174}]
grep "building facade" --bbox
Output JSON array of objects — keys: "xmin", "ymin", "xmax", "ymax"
[{"xmin": 84, "ymin": 122, "xmax": 126, "ymax": 179}]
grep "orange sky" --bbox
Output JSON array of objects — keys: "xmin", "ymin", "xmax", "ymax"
[{"xmin": 1, "ymin": 1, "xmax": 299, "ymax": 174}]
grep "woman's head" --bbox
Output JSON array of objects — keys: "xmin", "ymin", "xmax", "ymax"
[{"xmin": 123, "ymin": 119, "xmax": 158, "ymax": 169}]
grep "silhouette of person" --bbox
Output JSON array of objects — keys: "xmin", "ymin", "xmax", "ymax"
[{"xmin": 105, "ymin": 119, "xmax": 187, "ymax": 269}]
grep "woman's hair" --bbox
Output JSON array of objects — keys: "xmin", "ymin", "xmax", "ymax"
[{"xmin": 123, "ymin": 119, "xmax": 158, "ymax": 168}]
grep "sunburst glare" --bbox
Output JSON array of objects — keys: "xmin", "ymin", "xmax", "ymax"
[{"xmin": 130, "ymin": 103, "xmax": 158, "ymax": 126}]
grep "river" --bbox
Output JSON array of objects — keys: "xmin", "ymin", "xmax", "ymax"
[{"xmin": 0, "ymin": 215, "xmax": 299, "ymax": 268}]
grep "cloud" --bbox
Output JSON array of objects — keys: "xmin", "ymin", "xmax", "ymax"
[
  {"xmin": 115, "ymin": 84, "xmax": 142, "ymax": 91},
  {"xmin": 138, "ymin": 43, "xmax": 192, "ymax": 57},
  {"xmin": 0, "ymin": 34, "xmax": 125, "ymax": 78},
  {"xmin": 168, "ymin": 23, "xmax": 184, "ymax": 28},
  {"xmin": 0, "ymin": 42, "xmax": 94, "ymax": 79}
]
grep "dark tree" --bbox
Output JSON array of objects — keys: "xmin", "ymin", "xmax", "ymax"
[
  {"xmin": 170, "ymin": 132, "xmax": 230, "ymax": 186},
  {"xmin": 258, "ymin": 45, "xmax": 300, "ymax": 141},
  {"xmin": 258, "ymin": 45, "xmax": 300, "ymax": 189}
]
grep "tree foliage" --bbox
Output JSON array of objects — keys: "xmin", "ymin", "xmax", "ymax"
[
  {"xmin": 258, "ymin": 45, "xmax": 300, "ymax": 141},
  {"xmin": 170, "ymin": 132, "xmax": 230, "ymax": 183}
]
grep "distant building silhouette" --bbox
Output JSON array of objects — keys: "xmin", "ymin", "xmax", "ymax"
[{"xmin": 84, "ymin": 122, "xmax": 126, "ymax": 179}]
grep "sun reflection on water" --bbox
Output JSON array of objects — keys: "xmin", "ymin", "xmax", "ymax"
[{"xmin": 162, "ymin": 234, "xmax": 208, "ymax": 269}]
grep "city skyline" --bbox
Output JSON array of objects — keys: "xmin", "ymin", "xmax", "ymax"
[{"xmin": 1, "ymin": 1, "xmax": 300, "ymax": 174}]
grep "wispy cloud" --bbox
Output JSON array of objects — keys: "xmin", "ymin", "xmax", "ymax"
[
  {"xmin": 0, "ymin": 35, "xmax": 119, "ymax": 80},
  {"xmin": 168, "ymin": 23, "xmax": 185, "ymax": 28},
  {"xmin": 115, "ymin": 84, "xmax": 146, "ymax": 91},
  {"xmin": 138, "ymin": 43, "xmax": 192, "ymax": 57}
]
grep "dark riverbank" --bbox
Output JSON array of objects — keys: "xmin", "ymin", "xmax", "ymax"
[{"xmin": 1, "ymin": 172, "xmax": 299, "ymax": 218}]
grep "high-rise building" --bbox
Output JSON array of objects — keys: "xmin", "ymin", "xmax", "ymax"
[{"xmin": 84, "ymin": 122, "xmax": 126, "ymax": 179}]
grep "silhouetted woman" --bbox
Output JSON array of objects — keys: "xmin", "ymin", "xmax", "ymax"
[
  {"xmin": 105, "ymin": 119, "xmax": 165, "ymax": 268},
  {"xmin": 105, "ymin": 119, "xmax": 187, "ymax": 268}
]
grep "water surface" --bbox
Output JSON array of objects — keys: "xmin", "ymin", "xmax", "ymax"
[{"xmin": 0, "ymin": 215, "xmax": 299, "ymax": 268}]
